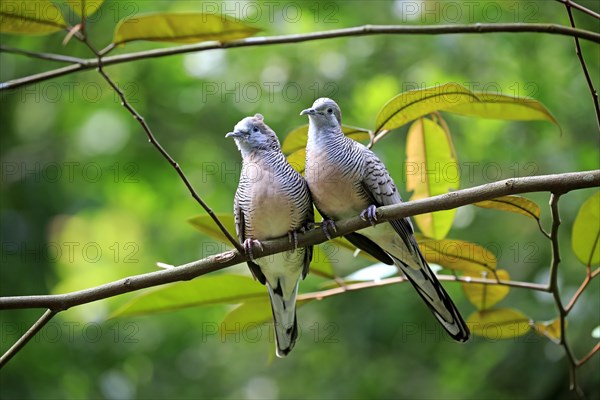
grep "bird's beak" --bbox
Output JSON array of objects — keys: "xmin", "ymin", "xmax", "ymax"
[
  {"xmin": 225, "ymin": 131, "xmax": 241, "ymax": 138},
  {"xmin": 300, "ymin": 108, "xmax": 315, "ymax": 116}
]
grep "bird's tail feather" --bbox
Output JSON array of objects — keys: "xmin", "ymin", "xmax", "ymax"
[
  {"xmin": 392, "ymin": 254, "xmax": 470, "ymax": 342},
  {"xmin": 267, "ymin": 281, "xmax": 299, "ymax": 357}
]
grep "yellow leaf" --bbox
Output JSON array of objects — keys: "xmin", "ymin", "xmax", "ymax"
[
  {"xmin": 445, "ymin": 92, "xmax": 559, "ymax": 127},
  {"xmin": 533, "ymin": 319, "xmax": 564, "ymax": 343},
  {"xmin": 0, "ymin": 0, "xmax": 66, "ymax": 34},
  {"xmin": 467, "ymin": 308, "xmax": 531, "ymax": 339},
  {"xmin": 374, "ymin": 83, "xmax": 479, "ymax": 133},
  {"xmin": 113, "ymin": 12, "xmax": 260, "ymax": 45},
  {"xmin": 406, "ymin": 118, "xmax": 459, "ymax": 239},
  {"xmin": 572, "ymin": 192, "xmax": 600, "ymax": 266},
  {"xmin": 462, "ymin": 270, "xmax": 510, "ymax": 310},
  {"xmin": 417, "ymin": 238, "xmax": 496, "ymax": 273},
  {"xmin": 474, "ymin": 195, "xmax": 541, "ymax": 220}
]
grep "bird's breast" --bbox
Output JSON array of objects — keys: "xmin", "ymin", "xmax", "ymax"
[
  {"xmin": 305, "ymin": 151, "xmax": 368, "ymax": 220},
  {"xmin": 241, "ymin": 163, "xmax": 299, "ymax": 240}
]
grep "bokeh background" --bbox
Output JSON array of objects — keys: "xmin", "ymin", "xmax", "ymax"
[{"xmin": 1, "ymin": 0, "xmax": 599, "ymax": 399}]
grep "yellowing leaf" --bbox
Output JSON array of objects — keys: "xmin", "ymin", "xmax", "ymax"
[
  {"xmin": 417, "ymin": 238, "xmax": 496, "ymax": 273},
  {"xmin": 406, "ymin": 118, "xmax": 459, "ymax": 239},
  {"xmin": 111, "ymin": 275, "xmax": 265, "ymax": 318},
  {"xmin": 188, "ymin": 214, "xmax": 237, "ymax": 246},
  {"xmin": 66, "ymin": 0, "xmax": 104, "ymax": 17},
  {"xmin": 0, "ymin": 0, "xmax": 66, "ymax": 34},
  {"xmin": 467, "ymin": 308, "xmax": 531, "ymax": 339},
  {"xmin": 282, "ymin": 124, "xmax": 371, "ymax": 173},
  {"xmin": 374, "ymin": 83, "xmax": 479, "ymax": 133},
  {"xmin": 113, "ymin": 12, "xmax": 260, "ymax": 45},
  {"xmin": 473, "ymin": 195, "xmax": 541, "ymax": 220},
  {"xmin": 572, "ymin": 192, "xmax": 600, "ymax": 266},
  {"xmin": 533, "ymin": 319, "xmax": 563, "ymax": 343},
  {"xmin": 462, "ymin": 270, "xmax": 510, "ymax": 310},
  {"xmin": 445, "ymin": 92, "xmax": 559, "ymax": 126}
]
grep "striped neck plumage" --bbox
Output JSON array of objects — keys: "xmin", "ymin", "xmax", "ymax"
[{"xmin": 307, "ymin": 120, "xmax": 345, "ymax": 150}]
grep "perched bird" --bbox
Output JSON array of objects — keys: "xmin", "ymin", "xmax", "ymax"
[
  {"xmin": 301, "ymin": 98, "xmax": 470, "ymax": 342},
  {"xmin": 226, "ymin": 113, "xmax": 314, "ymax": 356}
]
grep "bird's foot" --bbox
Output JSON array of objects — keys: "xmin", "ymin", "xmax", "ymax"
[
  {"xmin": 320, "ymin": 219, "xmax": 337, "ymax": 240},
  {"xmin": 288, "ymin": 230, "xmax": 299, "ymax": 250},
  {"xmin": 360, "ymin": 204, "xmax": 378, "ymax": 226},
  {"xmin": 242, "ymin": 238, "xmax": 264, "ymax": 261}
]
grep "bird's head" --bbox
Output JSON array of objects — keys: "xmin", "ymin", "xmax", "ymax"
[
  {"xmin": 225, "ymin": 113, "xmax": 281, "ymax": 156},
  {"xmin": 300, "ymin": 98, "xmax": 342, "ymax": 129}
]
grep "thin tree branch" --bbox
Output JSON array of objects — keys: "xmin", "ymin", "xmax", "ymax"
[
  {"xmin": 71, "ymin": 28, "xmax": 243, "ymax": 255},
  {"xmin": 0, "ymin": 45, "xmax": 86, "ymax": 64},
  {"xmin": 298, "ymin": 274, "xmax": 549, "ymax": 302},
  {"xmin": 0, "ymin": 170, "xmax": 597, "ymax": 312},
  {"xmin": 556, "ymin": 0, "xmax": 600, "ymax": 20},
  {"xmin": 0, "ymin": 309, "xmax": 56, "ymax": 368},
  {"xmin": 96, "ymin": 66, "xmax": 243, "ymax": 252},
  {"xmin": 2, "ymin": 23, "xmax": 599, "ymax": 91},
  {"xmin": 563, "ymin": 1, "xmax": 600, "ymax": 132}
]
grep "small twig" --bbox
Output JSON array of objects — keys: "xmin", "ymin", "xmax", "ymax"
[
  {"xmin": 563, "ymin": 0, "xmax": 600, "ymax": 132},
  {"xmin": 2, "ymin": 23, "xmax": 600, "ymax": 91},
  {"xmin": 564, "ymin": 264, "xmax": 593, "ymax": 313},
  {"xmin": 80, "ymin": 0, "xmax": 87, "ymax": 38},
  {"xmin": 0, "ymin": 45, "xmax": 86, "ymax": 64},
  {"xmin": 577, "ymin": 342, "xmax": 600, "ymax": 367},
  {"xmin": 0, "ymin": 309, "xmax": 56, "ymax": 368},
  {"xmin": 556, "ymin": 0, "xmax": 600, "ymax": 20}
]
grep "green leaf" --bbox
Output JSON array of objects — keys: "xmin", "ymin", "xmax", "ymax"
[
  {"xmin": 113, "ymin": 12, "xmax": 260, "ymax": 45},
  {"xmin": 467, "ymin": 308, "xmax": 531, "ymax": 339},
  {"xmin": 572, "ymin": 192, "xmax": 600, "ymax": 266},
  {"xmin": 221, "ymin": 298, "xmax": 272, "ymax": 330},
  {"xmin": 462, "ymin": 270, "xmax": 510, "ymax": 310},
  {"xmin": 406, "ymin": 118, "xmax": 459, "ymax": 239},
  {"xmin": 417, "ymin": 238, "xmax": 497, "ymax": 273},
  {"xmin": 374, "ymin": 83, "xmax": 479, "ymax": 133},
  {"xmin": 66, "ymin": 0, "xmax": 105, "ymax": 17},
  {"xmin": 473, "ymin": 195, "xmax": 541, "ymax": 221},
  {"xmin": 445, "ymin": 92, "xmax": 559, "ymax": 126},
  {"xmin": 0, "ymin": 0, "xmax": 66, "ymax": 34},
  {"xmin": 533, "ymin": 319, "xmax": 563, "ymax": 343},
  {"xmin": 111, "ymin": 274, "xmax": 264, "ymax": 318},
  {"xmin": 188, "ymin": 214, "xmax": 237, "ymax": 245},
  {"xmin": 282, "ymin": 124, "xmax": 371, "ymax": 173},
  {"xmin": 222, "ymin": 297, "xmax": 311, "ymax": 330}
]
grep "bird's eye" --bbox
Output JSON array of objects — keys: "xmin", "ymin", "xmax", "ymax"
[
  {"xmin": 327, "ymin": 108, "xmax": 333, "ymax": 114},
  {"xmin": 252, "ymin": 127, "xmax": 259, "ymax": 133}
]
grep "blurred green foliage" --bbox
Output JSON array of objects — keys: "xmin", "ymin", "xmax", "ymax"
[{"xmin": 1, "ymin": 0, "xmax": 599, "ymax": 399}]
